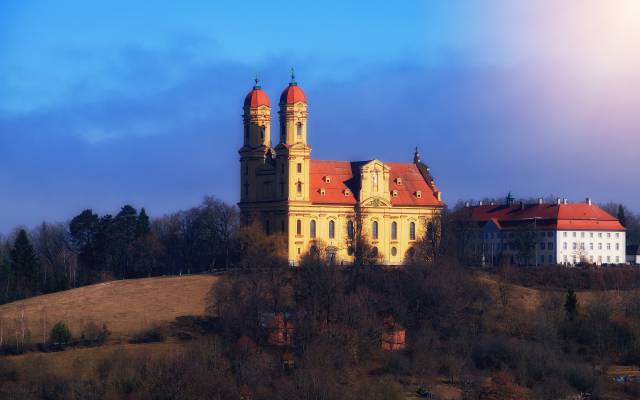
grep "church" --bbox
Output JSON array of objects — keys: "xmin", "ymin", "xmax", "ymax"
[{"xmin": 239, "ymin": 73, "xmax": 444, "ymax": 265}]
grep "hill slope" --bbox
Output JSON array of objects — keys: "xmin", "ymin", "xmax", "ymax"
[{"xmin": 0, "ymin": 275, "xmax": 218, "ymax": 340}]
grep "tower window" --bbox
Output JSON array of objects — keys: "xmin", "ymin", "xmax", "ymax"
[
  {"xmin": 260, "ymin": 126, "xmax": 265, "ymax": 140},
  {"xmin": 296, "ymin": 219, "xmax": 302, "ymax": 235},
  {"xmin": 391, "ymin": 221, "xmax": 397, "ymax": 240},
  {"xmin": 297, "ymin": 163, "xmax": 302, "ymax": 173},
  {"xmin": 409, "ymin": 222, "xmax": 416, "ymax": 241},
  {"xmin": 297, "ymin": 182, "xmax": 302, "ymax": 193},
  {"xmin": 296, "ymin": 122, "xmax": 302, "ymax": 139},
  {"xmin": 372, "ymin": 221, "xmax": 378, "ymax": 240},
  {"xmin": 329, "ymin": 220, "xmax": 335, "ymax": 239},
  {"xmin": 310, "ymin": 220, "xmax": 316, "ymax": 238}
]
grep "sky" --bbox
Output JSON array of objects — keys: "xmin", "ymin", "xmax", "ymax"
[{"xmin": 1, "ymin": 1, "xmax": 639, "ymax": 232}]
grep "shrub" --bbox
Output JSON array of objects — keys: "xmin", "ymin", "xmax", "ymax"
[
  {"xmin": 80, "ymin": 322, "xmax": 110, "ymax": 346},
  {"xmin": 50, "ymin": 322, "xmax": 72, "ymax": 345},
  {"xmin": 129, "ymin": 325, "xmax": 165, "ymax": 344}
]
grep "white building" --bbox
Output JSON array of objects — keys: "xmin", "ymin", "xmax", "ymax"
[{"xmin": 461, "ymin": 196, "xmax": 626, "ymax": 266}]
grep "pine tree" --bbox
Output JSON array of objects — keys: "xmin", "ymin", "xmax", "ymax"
[
  {"xmin": 617, "ymin": 205, "xmax": 627, "ymax": 227},
  {"xmin": 564, "ymin": 288, "xmax": 578, "ymax": 321},
  {"xmin": 136, "ymin": 208, "xmax": 151, "ymax": 237},
  {"xmin": 10, "ymin": 229, "xmax": 41, "ymax": 296}
]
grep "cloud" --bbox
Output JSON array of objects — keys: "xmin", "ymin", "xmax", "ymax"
[{"xmin": 1, "ymin": 31, "xmax": 639, "ymax": 232}]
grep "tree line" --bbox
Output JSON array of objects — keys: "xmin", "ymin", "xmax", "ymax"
[{"xmin": 0, "ymin": 196, "xmax": 238, "ymax": 304}]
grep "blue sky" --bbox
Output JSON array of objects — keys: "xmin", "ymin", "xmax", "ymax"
[{"xmin": 1, "ymin": 1, "xmax": 639, "ymax": 231}]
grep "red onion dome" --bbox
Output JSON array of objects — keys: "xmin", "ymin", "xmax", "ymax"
[{"xmin": 244, "ymin": 78, "xmax": 270, "ymax": 108}]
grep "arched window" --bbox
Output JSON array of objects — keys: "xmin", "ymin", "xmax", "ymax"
[
  {"xmin": 391, "ymin": 221, "xmax": 397, "ymax": 240},
  {"xmin": 297, "ymin": 181, "xmax": 302, "ymax": 193},
  {"xmin": 310, "ymin": 220, "xmax": 316, "ymax": 238},
  {"xmin": 348, "ymin": 220, "xmax": 354, "ymax": 239},
  {"xmin": 372, "ymin": 221, "xmax": 379, "ymax": 240},
  {"xmin": 296, "ymin": 122, "xmax": 303, "ymax": 140},
  {"xmin": 427, "ymin": 222, "xmax": 434, "ymax": 240},
  {"xmin": 260, "ymin": 126, "xmax": 265, "ymax": 140},
  {"xmin": 409, "ymin": 222, "xmax": 416, "ymax": 241},
  {"xmin": 329, "ymin": 220, "xmax": 335, "ymax": 239},
  {"xmin": 296, "ymin": 219, "xmax": 302, "ymax": 235}
]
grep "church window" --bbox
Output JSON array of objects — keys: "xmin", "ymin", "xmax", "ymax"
[
  {"xmin": 310, "ymin": 220, "xmax": 316, "ymax": 238},
  {"xmin": 391, "ymin": 247, "xmax": 397, "ymax": 256},
  {"xmin": 348, "ymin": 220, "xmax": 354, "ymax": 239},
  {"xmin": 391, "ymin": 222, "xmax": 397, "ymax": 240},
  {"xmin": 297, "ymin": 163, "xmax": 302, "ymax": 173},
  {"xmin": 427, "ymin": 222, "xmax": 434, "ymax": 240},
  {"xmin": 372, "ymin": 221, "xmax": 379, "ymax": 240},
  {"xmin": 297, "ymin": 181, "xmax": 302, "ymax": 193},
  {"xmin": 329, "ymin": 220, "xmax": 335, "ymax": 239},
  {"xmin": 296, "ymin": 122, "xmax": 303, "ymax": 140},
  {"xmin": 296, "ymin": 219, "xmax": 302, "ymax": 235},
  {"xmin": 260, "ymin": 126, "xmax": 265, "ymax": 140},
  {"xmin": 371, "ymin": 246, "xmax": 379, "ymax": 257},
  {"xmin": 409, "ymin": 222, "xmax": 416, "ymax": 241}
]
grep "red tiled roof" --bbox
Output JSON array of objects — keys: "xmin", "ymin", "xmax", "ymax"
[
  {"xmin": 244, "ymin": 88, "xmax": 270, "ymax": 108},
  {"xmin": 309, "ymin": 160, "xmax": 443, "ymax": 207},
  {"xmin": 459, "ymin": 203, "xmax": 624, "ymax": 231},
  {"xmin": 280, "ymin": 84, "xmax": 306, "ymax": 104}
]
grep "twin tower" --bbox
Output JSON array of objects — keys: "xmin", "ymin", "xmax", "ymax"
[{"xmin": 239, "ymin": 74, "xmax": 311, "ymax": 207}]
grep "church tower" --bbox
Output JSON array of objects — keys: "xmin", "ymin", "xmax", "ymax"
[
  {"xmin": 275, "ymin": 70, "xmax": 310, "ymax": 202},
  {"xmin": 239, "ymin": 78, "xmax": 271, "ymax": 203}
]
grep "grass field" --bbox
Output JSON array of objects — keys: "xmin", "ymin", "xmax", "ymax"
[{"xmin": 0, "ymin": 275, "xmax": 218, "ymax": 341}]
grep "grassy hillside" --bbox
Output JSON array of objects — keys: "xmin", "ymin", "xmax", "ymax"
[{"xmin": 0, "ymin": 275, "xmax": 218, "ymax": 340}]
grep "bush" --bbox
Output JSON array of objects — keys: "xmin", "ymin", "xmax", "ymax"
[
  {"xmin": 80, "ymin": 322, "xmax": 110, "ymax": 346},
  {"xmin": 50, "ymin": 322, "xmax": 72, "ymax": 345},
  {"xmin": 129, "ymin": 325, "xmax": 166, "ymax": 344}
]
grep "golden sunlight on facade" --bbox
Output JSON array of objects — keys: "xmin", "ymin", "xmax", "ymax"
[{"xmin": 239, "ymin": 74, "xmax": 444, "ymax": 265}]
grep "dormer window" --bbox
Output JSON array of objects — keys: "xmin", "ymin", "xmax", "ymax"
[
  {"xmin": 395, "ymin": 177, "xmax": 402, "ymax": 185},
  {"xmin": 415, "ymin": 190, "xmax": 422, "ymax": 199},
  {"xmin": 344, "ymin": 189, "xmax": 351, "ymax": 196},
  {"xmin": 392, "ymin": 190, "xmax": 398, "ymax": 197},
  {"xmin": 324, "ymin": 176, "xmax": 331, "ymax": 183},
  {"xmin": 320, "ymin": 188, "xmax": 326, "ymax": 196}
]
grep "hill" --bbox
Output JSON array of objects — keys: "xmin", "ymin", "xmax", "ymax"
[{"xmin": 0, "ymin": 275, "xmax": 218, "ymax": 340}]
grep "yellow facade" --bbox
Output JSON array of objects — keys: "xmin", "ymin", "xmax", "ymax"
[{"xmin": 239, "ymin": 77, "xmax": 443, "ymax": 265}]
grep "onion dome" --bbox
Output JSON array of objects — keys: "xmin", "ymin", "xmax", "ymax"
[
  {"xmin": 244, "ymin": 77, "xmax": 270, "ymax": 108},
  {"xmin": 279, "ymin": 68, "xmax": 307, "ymax": 105}
]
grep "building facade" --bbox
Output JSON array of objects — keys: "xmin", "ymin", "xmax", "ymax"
[
  {"xmin": 460, "ymin": 196, "xmax": 626, "ymax": 266},
  {"xmin": 238, "ymin": 75, "xmax": 444, "ymax": 265}
]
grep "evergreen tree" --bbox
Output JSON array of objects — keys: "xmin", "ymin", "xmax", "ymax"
[
  {"xmin": 617, "ymin": 205, "xmax": 627, "ymax": 227},
  {"xmin": 10, "ymin": 229, "xmax": 41, "ymax": 296},
  {"xmin": 564, "ymin": 288, "xmax": 578, "ymax": 321},
  {"xmin": 136, "ymin": 208, "xmax": 151, "ymax": 237}
]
